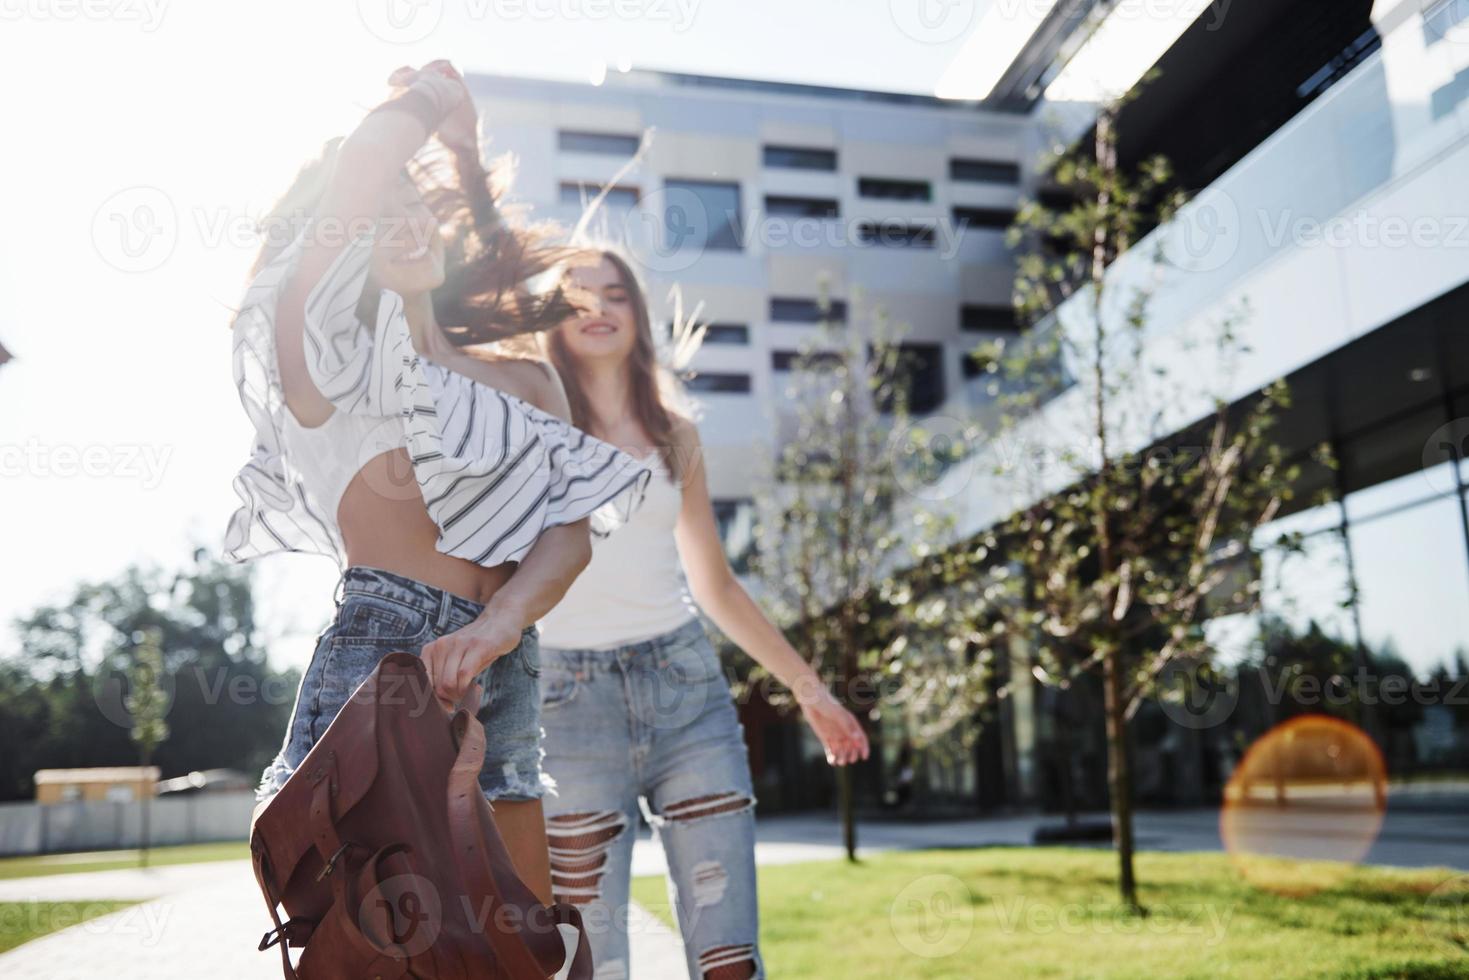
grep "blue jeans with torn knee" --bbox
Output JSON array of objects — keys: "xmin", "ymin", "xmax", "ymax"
[{"xmin": 539, "ymin": 618, "xmax": 763, "ymax": 980}]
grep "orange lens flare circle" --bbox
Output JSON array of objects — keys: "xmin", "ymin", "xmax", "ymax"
[{"xmin": 1220, "ymin": 715, "xmax": 1387, "ymax": 896}]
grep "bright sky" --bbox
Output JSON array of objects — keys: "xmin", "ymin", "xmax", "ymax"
[{"xmin": 0, "ymin": 0, "xmax": 986, "ymax": 668}]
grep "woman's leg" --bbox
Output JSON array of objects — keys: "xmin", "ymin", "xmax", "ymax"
[
  {"xmin": 495, "ymin": 798, "xmax": 554, "ymax": 904},
  {"xmin": 642, "ymin": 627, "xmax": 763, "ymax": 980},
  {"xmin": 539, "ymin": 647, "xmax": 641, "ymax": 979}
]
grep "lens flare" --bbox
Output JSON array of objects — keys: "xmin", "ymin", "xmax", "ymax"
[{"xmin": 1221, "ymin": 715, "xmax": 1387, "ymax": 895}]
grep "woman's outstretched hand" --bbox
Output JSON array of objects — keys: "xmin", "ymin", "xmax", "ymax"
[
  {"xmin": 421, "ymin": 612, "xmax": 523, "ymax": 710},
  {"xmin": 388, "ymin": 60, "xmax": 478, "ymax": 155},
  {"xmin": 797, "ymin": 685, "xmax": 871, "ymax": 767}
]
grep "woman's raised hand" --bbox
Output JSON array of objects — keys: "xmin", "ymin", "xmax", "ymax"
[{"xmin": 388, "ymin": 60, "xmax": 477, "ymax": 154}]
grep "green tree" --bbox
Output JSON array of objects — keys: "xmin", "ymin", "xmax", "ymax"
[
  {"xmin": 887, "ymin": 91, "xmax": 1314, "ymax": 911},
  {"xmin": 2, "ymin": 551, "xmax": 298, "ymax": 803},
  {"xmin": 126, "ymin": 628, "xmax": 170, "ymax": 867},
  {"xmin": 753, "ymin": 290, "xmax": 937, "ymax": 861}
]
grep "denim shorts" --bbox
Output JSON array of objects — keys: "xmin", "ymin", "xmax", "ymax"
[{"xmin": 256, "ymin": 566, "xmax": 550, "ymax": 803}]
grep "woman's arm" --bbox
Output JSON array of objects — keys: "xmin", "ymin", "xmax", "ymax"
[
  {"xmin": 421, "ymin": 367, "xmax": 593, "ymax": 707},
  {"xmin": 275, "ymin": 61, "xmax": 468, "ymax": 426},
  {"xmin": 671, "ymin": 418, "xmax": 870, "ymax": 766}
]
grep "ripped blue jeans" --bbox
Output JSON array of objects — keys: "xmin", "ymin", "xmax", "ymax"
[{"xmin": 539, "ymin": 618, "xmax": 763, "ymax": 979}]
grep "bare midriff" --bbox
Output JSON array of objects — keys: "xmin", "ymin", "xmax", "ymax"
[{"xmin": 337, "ymin": 449, "xmax": 515, "ymax": 605}]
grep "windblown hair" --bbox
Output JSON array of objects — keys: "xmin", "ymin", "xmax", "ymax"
[
  {"xmin": 545, "ymin": 249, "xmax": 691, "ymax": 482},
  {"xmin": 248, "ymin": 138, "xmax": 584, "ymax": 347}
]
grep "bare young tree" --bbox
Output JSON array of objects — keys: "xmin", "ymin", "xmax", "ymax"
[
  {"xmin": 752, "ymin": 290, "xmax": 934, "ymax": 862},
  {"xmin": 885, "ymin": 91, "xmax": 1319, "ymax": 911},
  {"xmin": 127, "ymin": 628, "xmax": 170, "ymax": 868}
]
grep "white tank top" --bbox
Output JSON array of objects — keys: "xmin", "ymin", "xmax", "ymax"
[{"xmin": 537, "ymin": 453, "xmax": 697, "ymax": 650}]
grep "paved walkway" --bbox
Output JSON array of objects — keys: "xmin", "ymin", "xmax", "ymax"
[{"xmin": 4, "ymin": 797, "xmax": 1466, "ymax": 978}]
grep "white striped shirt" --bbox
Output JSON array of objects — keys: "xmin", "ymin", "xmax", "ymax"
[{"xmin": 224, "ymin": 227, "xmax": 650, "ymax": 568}]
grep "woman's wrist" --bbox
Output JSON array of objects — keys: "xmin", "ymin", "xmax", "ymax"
[
  {"xmin": 791, "ymin": 671, "xmax": 833, "ymax": 708},
  {"xmin": 480, "ymin": 593, "xmax": 531, "ymax": 632}
]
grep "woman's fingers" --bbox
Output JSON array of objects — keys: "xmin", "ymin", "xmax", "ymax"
[{"xmin": 388, "ymin": 66, "xmax": 417, "ymax": 87}]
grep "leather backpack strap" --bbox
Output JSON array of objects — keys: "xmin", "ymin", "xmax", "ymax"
[
  {"xmin": 447, "ymin": 709, "xmax": 594, "ymax": 980},
  {"xmin": 252, "ymin": 842, "xmax": 303, "ymax": 980}
]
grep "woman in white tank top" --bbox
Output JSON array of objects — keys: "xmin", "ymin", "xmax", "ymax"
[{"xmin": 535, "ymin": 250, "xmax": 870, "ymax": 980}]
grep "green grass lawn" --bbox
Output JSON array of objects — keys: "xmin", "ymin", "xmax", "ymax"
[
  {"xmin": 0, "ymin": 841, "xmax": 248, "ymax": 881},
  {"xmin": 631, "ymin": 849, "xmax": 1469, "ymax": 979},
  {"xmin": 0, "ymin": 900, "xmax": 139, "ymax": 954}
]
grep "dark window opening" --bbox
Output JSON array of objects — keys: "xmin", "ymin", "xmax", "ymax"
[
  {"xmin": 558, "ymin": 130, "xmax": 640, "ymax": 156},
  {"xmin": 702, "ymin": 323, "xmax": 750, "ymax": 345},
  {"xmin": 765, "ymin": 195, "xmax": 840, "ymax": 218},
  {"xmin": 961, "ymin": 304, "xmax": 1019, "ymax": 333},
  {"xmin": 559, "ymin": 182, "xmax": 639, "ymax": 208},
  {"xmin": 665, "ymin": 179, "xmax": 744, "ymax": 252},
  {"xmin": 950, "ymin": 158, "xmax": 1021, "ymax": 184},
  {"xmin": 763, "ymin": 145, "xmax": 838, "ymax": 171},
  {"xmin": 858, "ymin": 223, "xmax": 935, "ymax": 248},
  {"xmin": 770, "ymin": 298, "xmax": 848, "ymax": 324},
  {"xmin": 771, "ymin": 349, "xmax": 844, "ymax": 372},
  {"xmin": 953, "ymin": 206, "xmax": 1016, "ymax": 232},
  {"xmin": 857, "ymin": 177, "xmax": 932, "ymax": 202},
  {"xmin": 881, "ymin": 343, "xmax": 946, "ymax": 415},
  {"xmin": 686, "ymin": 372, "xmax": 751, "ymax": 394}
]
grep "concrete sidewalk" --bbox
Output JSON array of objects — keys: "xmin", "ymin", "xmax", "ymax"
[
  {"xmin": 5, "ymin": 798, "xmax": 1466, "ymax": 978},
  {"xmin": 0, "ymin": 859, "xmax": 687, "ymax": 980}
]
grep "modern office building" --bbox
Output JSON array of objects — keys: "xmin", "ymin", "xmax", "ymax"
[{"xmin": 468, "ymin": 0, "xmax": 1469, "ymax": 815}]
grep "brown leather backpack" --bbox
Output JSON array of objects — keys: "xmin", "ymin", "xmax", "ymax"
[{"xmin": 249, "ymin": 652, "xmax": 593, "ymax": 979}]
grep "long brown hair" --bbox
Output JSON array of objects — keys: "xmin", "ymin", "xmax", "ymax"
[
  {"xmin": 546, "ymin": 250, "xmax": 687, "ymax": 481},
  {"xmin": 248, "ymin": 140, "xmax": 583, "ymax": 345}
]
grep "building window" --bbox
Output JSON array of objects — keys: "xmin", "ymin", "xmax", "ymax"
[
  {"xmin": 961, "ymin": 304, "xmax": 1018, "ymax": 333},
  {"xmin": 763, "ymin": 145, "xmax": 838, "ymax": 171},
  {"xmin": 702, "ymin": 323, "xmax": 750, "ymax": 345},
  {"xmin": 953, "ymin": 206, "xmax": 1016, "ymax": 232},
  {"xmin": 961, "ymin": 350, "xmax": 990, "ymax": 379},
  {"xmin": 712, "ymin": 498, "xmax": 758, "ymax": 574},
  {"xmin": 559, "ymin": 182, "xmax": 640, "ymax": 208},
  {"xmin": 770, "ymin": 297, "xmax": 848, "ymax": 324},
  {"xmin": 950, "ymin": 158, "xmax": 1021, "ymax": 184},
  {"xmin": 1425, "ymin": 0, "xmax": 1469, "ymax": 48},
  {"xmin": 765, "ymin": 195, "xmax": 840, "ymax": 219},
  {"xmin": 858, "ymin": 222, "xmax": 936, "ymax": 248},
  {"xmin": 771, "ymin": 349, "xmax": 844, "ymax": 372},
  {"xmin": 685, "ymin": 372, "xmax": 751, "ymax": 394},
  {"xmin": 857, "ymin": 177, "xmax": 932, "ymax": 202},
  {"xmin": 558, "ymin": 130, "xmax": 641, "ymax": 156},
  {"xmin": 664, "ymin": 179, "xmax": 744, "ymax": 251},
  {"xmin": 884, "ymin": 343, "xmax": 946, "ymax": 415}
]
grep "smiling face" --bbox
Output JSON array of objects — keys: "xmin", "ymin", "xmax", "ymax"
[
  {"xmin": 555, "ymin": 256, "xmax": 639, "ymax": 365},
  {"xmin": 368, "ymin": 174, "xmax": 446, "ymax": 298}
]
